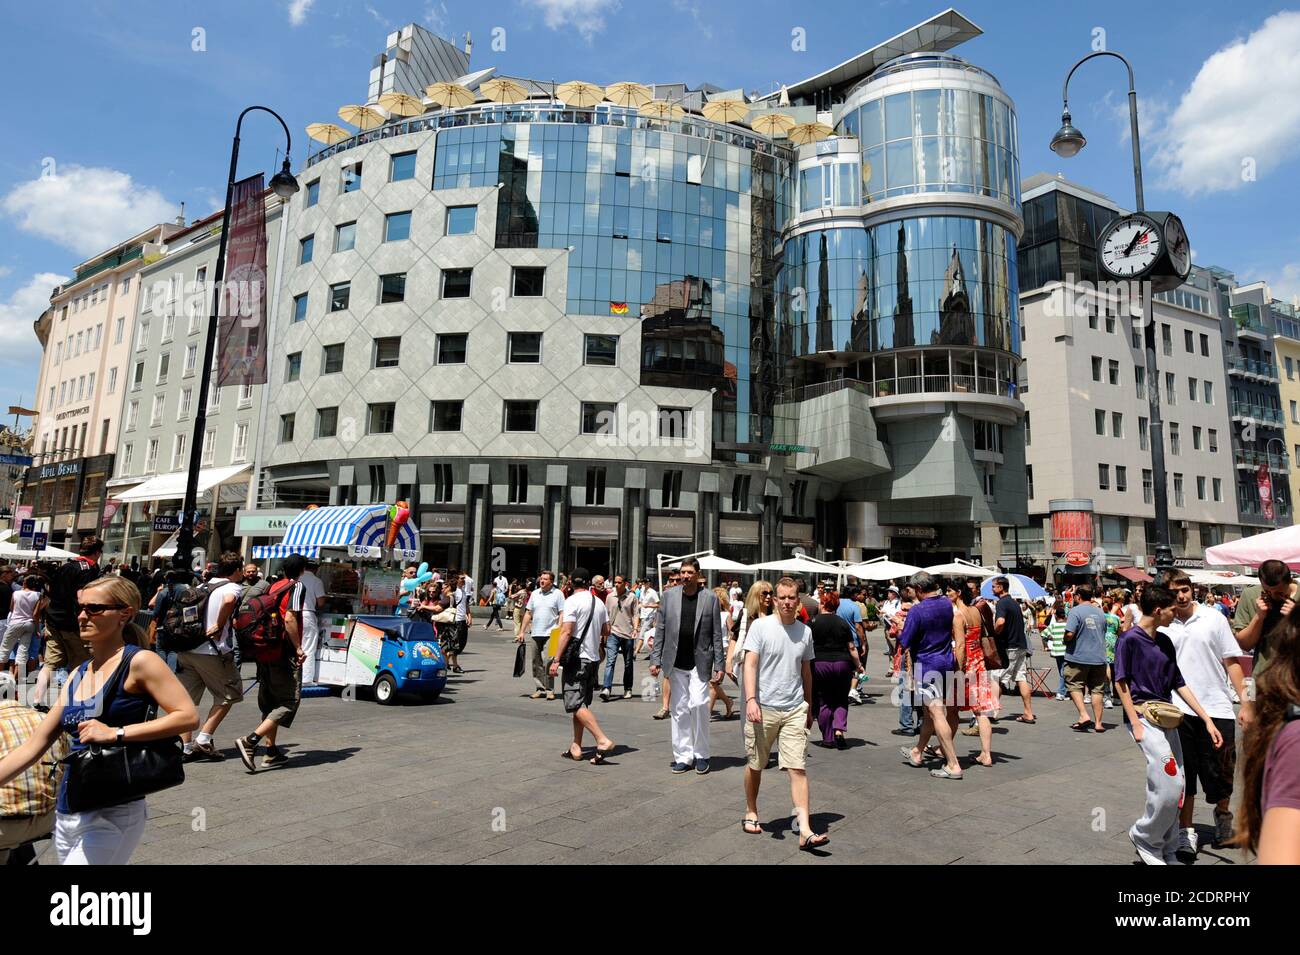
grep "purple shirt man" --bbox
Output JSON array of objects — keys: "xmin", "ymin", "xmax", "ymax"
[{"xmin": 899, "ymin": 593, "xmax": 956, "ymax": 675}]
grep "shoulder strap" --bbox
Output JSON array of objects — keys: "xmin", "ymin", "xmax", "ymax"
[{"xmin": 90, "ymin": 644, "xmax": 141, "ymax": 721}]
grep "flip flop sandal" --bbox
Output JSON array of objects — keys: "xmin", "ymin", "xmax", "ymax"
[
  {"xmin": 899, "ymin": 745, "xmax": 924, "ymax": 768},
  {"xmin": 561, "ymin": 748, "xmax": 584, "ymax": 760},
  {"xmin": 923, "ymin": 745, "xmax": 942, "ymax": 759},
  {"xmin": 1014, "ymin": 715, "xmax": 1036, "ymax": 724},
  {"xmin": 590, "ymin": 745, "xmax": 616, "ymax": 764},
  {"xmin": 930, "ymin": 767, "xmax": 963, "ymax": 780},
  {"xmin": 1070, "ymin": 720, "xmax": 1094, "ymax": 732},
  {"xmin": 741, "ymin": 818, "xmax": 762, "ymax": 835},
  {"xmin": 799, "ymin": 832, "xmax": 830, "ymax": 850},
  {"xmin": 1094, "ymin": 725, "xmax": 1108, "ymax": 733}
]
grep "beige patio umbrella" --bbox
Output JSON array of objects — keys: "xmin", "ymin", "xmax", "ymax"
[
  {"xmin": 377, "ymin": 91, "xmax": 425, "ymax": 116},
  {"xmin": 337, "ymin": 104, "xmax": 385, "ymax": 129},
  {"xmin": 479, "ymin": 77, "xmax": 529, "ymax": 103},
  {"xmin": 556, "ymin": 80, "xmax": 605, "ymax": 107},
  {"xmin": 787, "ymin": 121, "xmax": 834, "ymax": 145},
  {"xmin": 750, "ymin": 112, "xmax": 795, "ymax": 137},
  {"xmin": 306, "ymin": 122, "xmax": 351, "ymax": 145},
  {"xmin": 702, "ymin": 98, "xmax": 749, "ymax": 124},
  {"xmin": 604, "ymin": 81, "xmax": 652, "ymax": 108},
  {"xmin": 639, "ymin": 99, "xmax": 685, "ymax": 121},
  {"xmin": 425, "ymin": 81, "xmax": 476, "ymax": 108}
]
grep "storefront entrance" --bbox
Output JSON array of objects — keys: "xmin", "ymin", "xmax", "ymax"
[
  {"xmin": 570, "ymin": 543, "xmax": 613, "ymax": 579},
  {"xmin": 496, "ymin": 542, "xmax": 541, "ymax": 579}
]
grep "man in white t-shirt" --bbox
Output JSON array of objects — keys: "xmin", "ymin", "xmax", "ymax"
[
  {"xmin": 636, "ymin": 579, "xmax": 660, "ymax": 657},
  {"xmin": 548, "ymin": 569, "xmax": 615, "ymax": 763},
  {"xmin": 298, "ymin": 561, "xmax": 326, "ymax": 685},
  {"xmin": 175, "ymin": 551, "xmax": 245, "ymax": 761},
  {"xmin": 1162, "ymin": 571, "xmax": 1247, "ymax": 859},
  {"xmin": 741, "ymin": 575, "xmax": 827, "ymax": 848},
  {"xmin": 519, "ymin": 571, "xmax": 566, "ymax": 699}
]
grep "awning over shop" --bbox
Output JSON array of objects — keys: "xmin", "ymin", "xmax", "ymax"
[
  {"xmin": 153, "ymin": 530, "xmax": 180, "ymax": 558},
  {"xmin": 251, "ymin": 504, "xmax": 420, "ymax": 561},
  {"xmin": 1112, "ymin": 566, "xmax": 1153, "ymax": 583},
  {"xmin": 114, "ymin": 464, "xmax": 251, "ymax": 503}
]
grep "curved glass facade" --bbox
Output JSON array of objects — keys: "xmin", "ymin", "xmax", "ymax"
[
  {"xmin": 839, "ymin": 70, "xmax": 1020, "ymax": 207},
  {"xmin": 430, "ymin": 116, "xmax": 793, "ymax": 453},
  {"xmin": 777, "ymin": 216, "xmax": 1019, "ymax": 356}
]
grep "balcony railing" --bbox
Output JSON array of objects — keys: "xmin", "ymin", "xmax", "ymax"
[
  {"xmin": 1234, "ymin": 449, "xmax": 1290, "ymax": 472},
  {"xmin": 1227, "ymin": 356, "xmax": 1279, "ymax": 380},
  {"xmin": 874, "ymin": 374, "xmax": 1006, "ymax": 398},
  {"xmin": 1239, "ymin": 499, "xmax": 1293, "ymax": 518},
  {"xmin": 1232, "ymin": 304, "xmax": 1268, "ymax": 336},
  {"xmin": 306, "ymin": 102, "xmax": 795, "ymax": 168},
  {"xmin": 1231, "ymin": 402, "xmax": 1284, "ymax": 425}
]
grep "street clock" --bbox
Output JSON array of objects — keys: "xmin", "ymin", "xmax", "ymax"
[{"xmin": 1097, "ymin": 210, "xmax": 1192, "ymax": 292}]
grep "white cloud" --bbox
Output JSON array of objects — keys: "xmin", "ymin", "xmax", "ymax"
[
  {"xmin": 522, "ymin": 0, "xmax": 620, "ymax": 43},
  {"xmin": 1152, "ymin": 11, "xmax": 1300, "ymax": 195},
  {"xmin": 424, "ymin": 2, "xmax": 449, "ymax": 35},
  {"xmin": 0, "ymin": 266, "xmax": 11, "ymax": 279},
  {"xmin": 671, "ymin": 0, "xmax": 711, "ymax": 40},
  {"xmin": 1270, "ymin": 262, "xmax": 1300, "ymax": 305},
  {"xmin": 0, "ymin": 272, "xmax": 66, "ymax": 376},
  {"xmin": 288, "ymin": 0, "xmax": 315, "ymax": 27},
  {"xmin": 2, "ymin": 165, "xmax": 178, "ymax": 259},
  {"xmin": 366, "ymin": 5, "xmax": 388, "ymax": 26}
]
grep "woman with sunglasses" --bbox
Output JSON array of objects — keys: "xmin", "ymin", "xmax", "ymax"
[
  {"xmin": 727, "ymin": 581, "xmax": 774, "ymax": 684},
  {"xmin": 0, "ymin": 576, "xmax": 197, "ymax": 864}
]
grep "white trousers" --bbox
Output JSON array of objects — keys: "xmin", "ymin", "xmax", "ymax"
[
  {"xmin": 669, "ymin": 667, "xmax": 711, "ymax": 764},
  {"xmin": 55, "ymin": 799, "xmax": 148, "ymax": 865},
  {"xmin": 301, "ymin": 610, "xmax": 320, "ymax": 684}
]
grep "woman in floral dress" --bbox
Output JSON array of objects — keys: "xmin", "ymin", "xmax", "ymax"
[{"xmin": 950, "ymin": 579, "xmax": 995, "ymax": 767}]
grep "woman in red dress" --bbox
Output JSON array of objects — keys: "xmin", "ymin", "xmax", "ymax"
[{"xmin": 949, "ymin": 579, "xmax": 995, "ymax": 767}]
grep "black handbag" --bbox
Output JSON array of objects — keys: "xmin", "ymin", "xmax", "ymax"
[
  {"xmin": 60, "ymin": 646, "xmax": 185, "ymax": 813},
  {"xmin": 512, "ymin": 640, "xmax": 526, "ymax": 678}
]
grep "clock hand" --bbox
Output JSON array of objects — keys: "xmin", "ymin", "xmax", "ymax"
[{"xmin": 1123, "ymin": 229, "xmax": 1144, "ymax": 257}]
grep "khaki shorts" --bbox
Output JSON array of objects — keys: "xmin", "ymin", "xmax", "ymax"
[
  {"xmin": 176, "ymin": 650, "xmax": 244, "ymax": 706},
  {"xmin": 1064, "ymin": 662, "xmax": 1108, "ymax": 694},
  {"xmin": 43, "ymin": 628, "xmax": 90, "ymax": 671},
  {"xmin": 744, "ymin": 701, "xmax": 809, "ymax": 772}
]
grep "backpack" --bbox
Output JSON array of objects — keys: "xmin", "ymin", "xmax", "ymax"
[
  {"xmin": 47, "ymin": 558, "xmax": 100, "ymax": 631},
  {"xmin": 158, "ymin": 582, "xmax": 223, "ymax": 653},
  {"xmin": 232, "ymin": 578, "xmax": 296, "ymax": 663}
]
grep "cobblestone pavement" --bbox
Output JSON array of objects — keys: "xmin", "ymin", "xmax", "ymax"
[{"xmin": 116, "ymin": 623, "xmax": 1247, "ymax": 865}]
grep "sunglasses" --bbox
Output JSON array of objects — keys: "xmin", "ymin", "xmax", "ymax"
[
  {"xmin": 80, "ymin": 602, "xmax": 128, "ymax": 616},
  {"xmin": 759, "ymin": 590, "xmax": 773, "ymax": 596}
]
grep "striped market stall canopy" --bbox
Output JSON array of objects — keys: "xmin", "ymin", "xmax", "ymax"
[{"xmin": 251, "ymin": 505, "xmax": 419, "ymax": 562}]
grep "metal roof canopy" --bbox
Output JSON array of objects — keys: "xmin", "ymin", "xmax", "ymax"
[{"xmin": 757, "ymin": 8, "xmax": 982, "ymax": 106}]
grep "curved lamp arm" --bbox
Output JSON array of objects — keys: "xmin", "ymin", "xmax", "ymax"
[{"xmin": 1058, "ymin": 50, "xmax": 1144, "ymax": 211}]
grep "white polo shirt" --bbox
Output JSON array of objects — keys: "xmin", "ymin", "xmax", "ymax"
[{"xmin": 1163, "ymin": 604, "xmax": 1244, "ymax": 720}]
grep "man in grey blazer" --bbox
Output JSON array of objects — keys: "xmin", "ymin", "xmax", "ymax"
[{"xmin": 649, "ymin": 557, "xmax": 726, "ymax": 774}]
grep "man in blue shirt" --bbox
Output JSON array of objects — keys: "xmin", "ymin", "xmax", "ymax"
[
  {"xmin": 1064, "ymin": 585, "xmax": 1110, "ymax": 731},
  {"xmin": 897, "ymin": 572, "xmax": 962, "ymax": 779},
  {"xmin": 837, "ymin": 588, "xmax": 866, "ymax": 703}
]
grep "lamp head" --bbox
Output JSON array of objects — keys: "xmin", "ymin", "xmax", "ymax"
[
  {"xmin": 1049, "ymin": 109, "xmax": 1086, "ymax": 158},
  {"xmin": 270, "ymin": 159, "xmax": 300, "ymax": 199}
]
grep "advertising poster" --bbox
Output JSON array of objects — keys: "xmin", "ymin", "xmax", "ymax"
[{"xmin": 344, "ymin": 620, "xmax": 387, "ymax": 686}]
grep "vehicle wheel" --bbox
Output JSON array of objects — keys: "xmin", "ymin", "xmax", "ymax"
[{"xmin": 374, "ymin": 673, "xmax": 398, "ymax": 705}]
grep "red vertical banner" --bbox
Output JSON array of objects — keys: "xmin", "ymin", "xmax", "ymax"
[
  {"xmin": 216, "ymin": 174, "xmax": 267, "ymax": 387},
  {"xmin": 1257, "ymin": 464, "xmax": 1275, "ymax": 521}
]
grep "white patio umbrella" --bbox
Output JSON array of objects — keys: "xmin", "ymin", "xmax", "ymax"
[
  {"xmin": 0, "ymin": 532, "xmax": 79, "ymax": 560},
  {"xmin": 696, "ymin": 554, "xmax": 756, "ymax": 574},
  {"xmin": 843, "ymin": 556, "xmax": 922, "ymax": 581},
  {"xmin": 1187, "ymin": 569, "xmax": 1258, "ymax": 588},
  {"xmin": 924, "ymin": 558, "xmax": 999, "ymax": 578},
  {"xmin": 750, "ymin": 555, "xmax": 839, "ymax": 575}
]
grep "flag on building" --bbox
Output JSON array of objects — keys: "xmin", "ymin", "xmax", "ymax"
[
  {"xmin": 216, "ymin": 173, "xmax": 268, "ymax": 387},
  {"xmin": 609, "ymin": 301, "xmax": 628, "ymax": 315}
]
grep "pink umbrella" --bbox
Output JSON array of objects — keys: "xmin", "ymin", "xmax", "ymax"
[{"xmin": 1205, "ymin": 524, "xmax": 1300, "ymax": 570}]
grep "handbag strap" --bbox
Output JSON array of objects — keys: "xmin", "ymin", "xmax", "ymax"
[{"xmin": 95, "ymin": 644, "xmax": 157, "ymax": 723}]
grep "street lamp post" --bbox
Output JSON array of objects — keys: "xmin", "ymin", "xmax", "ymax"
[
  {"xmin": 172, "ymin": 107, "xmax": 299, "ymax": 574},
  {"xmin": 1050, "ymin": 51, "xmax": 1174, "ymax": 579}
]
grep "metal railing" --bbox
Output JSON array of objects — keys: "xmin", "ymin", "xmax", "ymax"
[
  {"xmin": 1234, "ymin": 449, "xmax": 1290, "ymax": 471},
  {"xmin": 1227, "ymin": 356, "xmax": 1278, "ymax": 379},
  {"xmin": 1231, "ymin": 402, "xmax": 1284, "ymax": 425},
  {"xmin": 306, "ymin": 102, "xmax": 795, "ymax": 168}
]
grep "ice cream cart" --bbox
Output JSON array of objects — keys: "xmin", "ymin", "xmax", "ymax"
[{"xmin": 252, "ymin": 503, "xmax": 447, "ymax": 703}]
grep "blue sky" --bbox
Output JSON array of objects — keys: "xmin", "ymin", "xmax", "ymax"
[{"xmin": 2, "ymin": 0, "xmax": 1298, "ymax": 415}]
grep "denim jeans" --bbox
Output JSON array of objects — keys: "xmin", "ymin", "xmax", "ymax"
[
  {"xmin": 895, "ymin": 671, "xmax": 917, "ymax": 730},
  {"xmin": 1054, "ymin": 655, "xmax": 1067, "ymax": 694},
  {"xmin": 602, "ymin": 634, "xmax": 634, "ymax": 692}
]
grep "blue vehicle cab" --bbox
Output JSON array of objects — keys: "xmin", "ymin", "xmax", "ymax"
[{"xmin": 346, "ymin": 614, "xmax": 448, "ymax": 704}]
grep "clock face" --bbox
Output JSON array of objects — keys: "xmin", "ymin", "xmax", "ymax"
[
  {"xmin": 1099, "ymin": 215, "xmax": 1162, "ymax": 279},
  {"xmin": 1164, "ymin": 214, "xmax": 1191, "ymax": 279}
]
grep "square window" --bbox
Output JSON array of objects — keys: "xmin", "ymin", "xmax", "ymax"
[
  {"xmin": 322, "ymin": 343, "xmax": 345, "ymax": 374},
  {"xmin": 335, "ymin": 221, "xmax": 357, "ymax": 252},
  {"xmin": 379, "ymin": 272, "xmax": 406, "ymax": 304},
  {"xmin": 508, "ymin": 332, "xmax": 542, "ymax": 363},
  {"xmin": 286, "ymin": 352, "xmax": 301, "ymax": 382},
  {"xmin": 293, "ymin": 293, "xmax": 308, "ymax": 323},
  {"xmin": 373, "ymin": 337, "xmax": 401, "ymax": 368},
  {"xmin": 442, "ymin": 268, "xmax": 472, "ymax": 298},
  {"xmin": 341, "ymin": 162, "xmax": 362, "ymax": 194},
  {"xmin": 584, "ymin": 333, "xmax": 617, "ymax": 366},
  {"xmin": 316, "ymin": 406, "xmax": 338, "ymax": 438},
  {"xmin": 384, "ymin": 211, "xmax": 412, "ymax": 242},
  {"xmin": 512, "ymin": 267, "xmax": 545, "ymax": 296},
  {"xmin": 429, "ymin": 400, "xmax": 463, "ymax": 432},
  {"xmin": 280, "ymin": 413, "xmax": 295, "ymax": 443},
  {"xmin": 390, "ymin": 151, "xmax": 416, "ymax": 182},
  {"xmin": 330, "ymin": 282, "xmax": 350, "ymax": 311},
  {"xmin": 367, "ymin": 402, "xmax": 395, "ymax": 434},
  {"xmin": 446, "ymin": 205, "xmax": 476, "ymax": 235},
  {"xmin": 299, "ymin": 235, "xmax": 314, "ymax": 264},
  {"xmin": 581, "ymin": 402, "xmax": 617, "ymax": 435},
  {"xmin": 658, "ymin": 406, "xmax": 690, "ymax": 439},
  {"xmin": 305, "ymin": 180, "xmax": 320, "ymax": 207},
  {"xmin": 504, "ymin": 400, "xmax": 538, "ymax": 432},
  {"xmin": 437, "ymin": 333, "xmax": 467, "ymax": 364}
]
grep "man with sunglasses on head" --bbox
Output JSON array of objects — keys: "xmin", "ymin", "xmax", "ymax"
[{"xmin": 30, "ymin": 537, "xmax": 102, "ymax": 711}]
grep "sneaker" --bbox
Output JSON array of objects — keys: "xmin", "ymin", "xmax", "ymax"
[
  {"xmin": 600, "ymin": 688, "xmax": 611, "ymax": 702},
  {"xmin": 848, "ymin": 688, "xmax": 863, "ymax": 705},
  {"xmin": 1214, "ymin": 810, "xmax": 1235, "ymax": 848},
  {"xmin": 530, "ymin": 690, "xmax": 544, "ymax": 699},
  {"xmin": 695, "ymin": 759, "xmax": 711, "ymax": 775},
  {"xmin": 1104, "ymin": 697, "xmax": 1115, "ymax": 709},
  {"xmin": 670, "ymin": 761, "xmax": 693, "ymax": 774},
  {"xmin": 262, "ymin": 747, "xmax": 288, "ymax": 768},
  {"xmin": 191, "ymin": 740, "xmax": 225, "ymax": 762},
  {"xmin": 890, "ymin": 727, "xmax": 919, "ymax": 737},
  {"xmin": 1084, "ymin": 694, "xmax": 1092, "ymax": 704},
  {"xmin": 546, "ymin": 691, "xmax": 556, "ymax": 701},
  {"xmin": 1054, "ymin": 693, "xmax": 1067, "ymax": 702},
  {"xmin": 235, "ymin": 735, "xmax": 259, "ymax": 774},
  {"xmin": 1175, "ymin": 827, "xmax": 1198, "ymax": 862},
  {"xmin": 623, "ymin": 690, "xmax": 633, "ymax": 699},
  {"xmin": 960, "ymin": 723, "xmax": 980, "ymax": 736},
  {"xmin": 1128, "ymin": 828, "xmax": 1165, "ymax": 866},
  {"xmin": 652, "ymin": 709, "xmax": 669, "ymax": 720}
]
